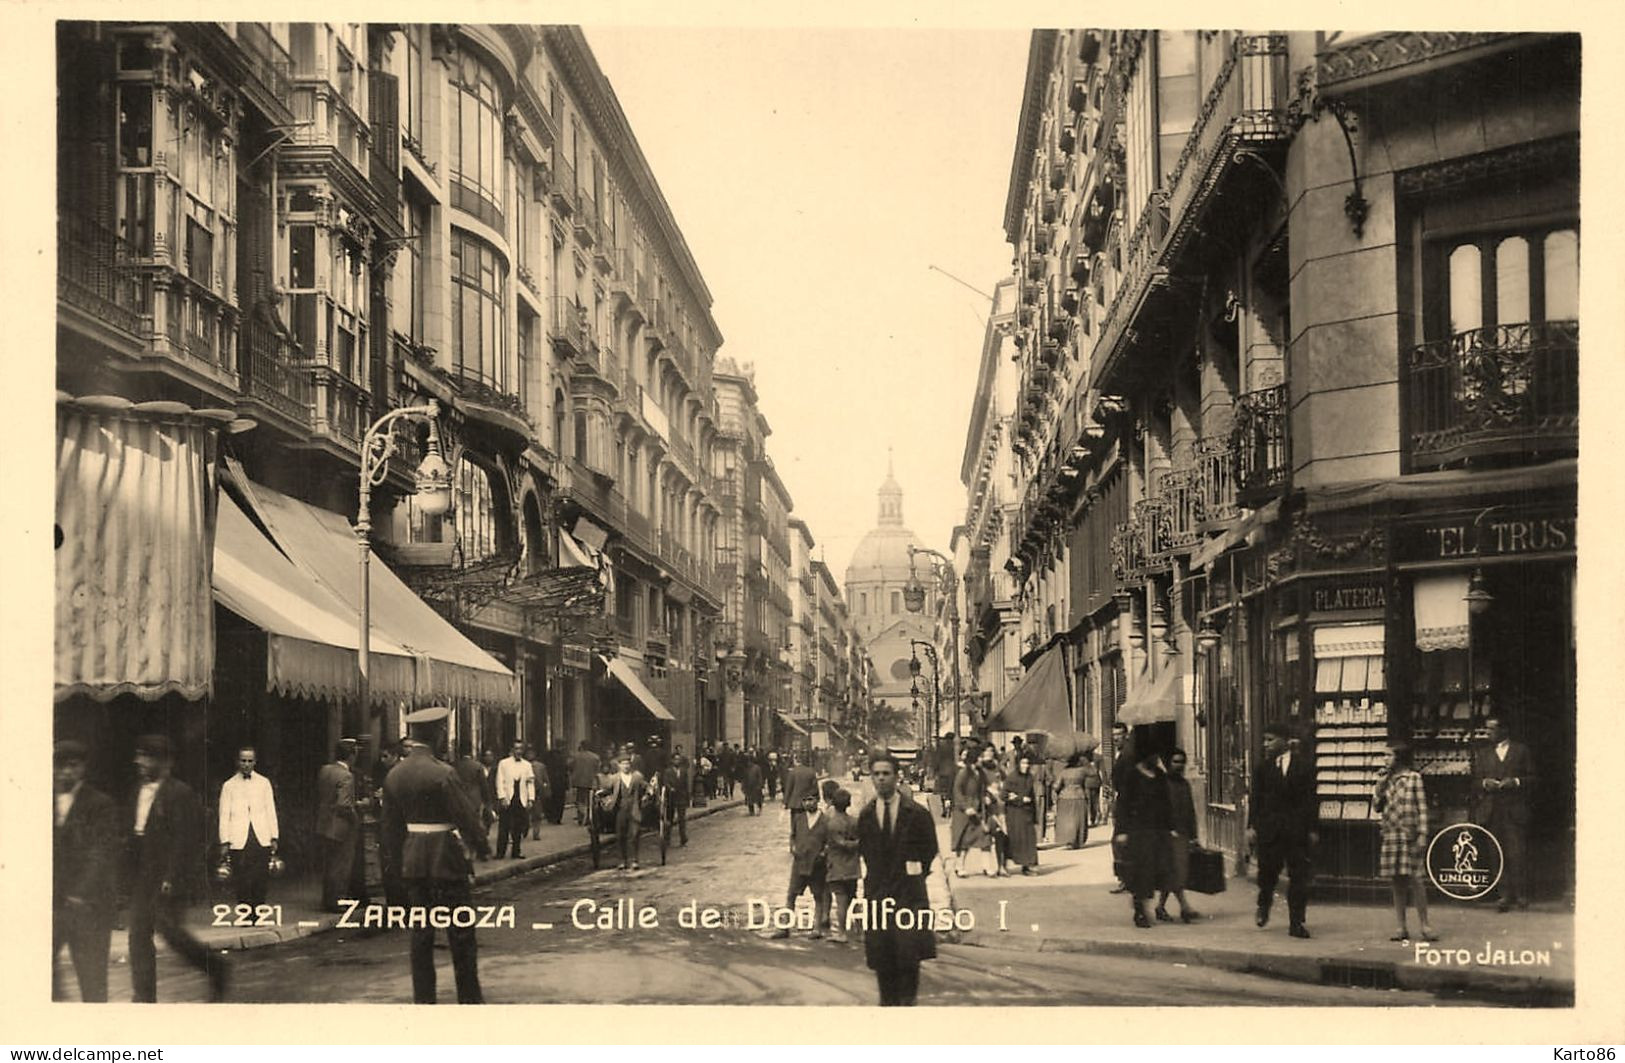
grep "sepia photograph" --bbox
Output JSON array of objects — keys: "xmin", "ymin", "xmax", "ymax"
[{"xmin": 23, "ymin": 8, "xmax": 1617, "ymax": 1039}]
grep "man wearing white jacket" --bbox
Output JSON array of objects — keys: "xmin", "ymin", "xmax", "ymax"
[
  {"xmin": 218, "ymin": 746, "xmax": 279, "ymax": 906},
  {"xmin": 494, "ymin": 742, "xmax": 536, "ymax": 859}
]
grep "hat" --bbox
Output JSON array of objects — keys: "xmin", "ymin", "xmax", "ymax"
[
  {"xmin": 403, "ymin": 706, "xmax": 450, "ymax": 743},
  {"xmin": 54, "ymin": 739, "xmax": 89, "ymax": 764},
  {"xmin": 1262, "ymin": 721, "xmax": 1291, "ymax": 738},
  {"xmin": 134, "ymin": 734, "xmax": 173, "ymax": 759}
]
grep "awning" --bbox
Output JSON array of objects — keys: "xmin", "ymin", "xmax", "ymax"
[
  {"xmin": 985, "ymin": 645, "xmax": 1072, "ymax": 733},
  {"xmin": 231, "ymin": 472, "xmax": 518, "ymax": 711},
  {"xmin": 603, "ymin": 656, "xmax": 675, "ymax": 720},
  {"xmin": 1302, "ymin": 458, "xmax": 1575, "ymax": 515},
  {"xmin": 776, "ymin": 711, "xmax": 809, "ymax": 736},
  {"xmin": 56, "ymin": 395, "xmax": 232, "ymax": 702},
  {"xmin": 1118, "ymin": 665, "xmax": 1181, "ymax": 726},
  {"xmin": 1192, "ymin": 499, "xmax": 1282, "ymax": 571},
  {"xmin": 215, "ymin": 491, "xmax": 418, "ymax": 705}
]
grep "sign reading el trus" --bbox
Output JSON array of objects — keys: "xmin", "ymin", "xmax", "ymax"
[{"xmin": 1397, "ymin": 510, "xmax": 1575, "ymax": 563}]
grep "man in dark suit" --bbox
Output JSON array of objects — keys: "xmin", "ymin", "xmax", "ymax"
[
  {"xmin": 662, "ymin": 745, "xmax": 692, "ymax": 847},
  {"xmin": 126, "ymin": 734, "xmax": 226, "ymax": 1002},
  {"xmin": 53, "ymin": 739, "xmax": 119, "ymax": 1002},
  {"xmin": 315, "ymin": 740, "xmax": 360, "ymax": 912},
  {"xmin": 1247, "ymin": 721, "xmax": 1317, "ymax": 938},
  {"xmin": 1473, "ymin": 715, "xmax": 1536, "ymax": 911},
  {"xmin": 570, "ymin": 742, "xmax": 601, "ymax": 825},
  {"xmin": 856, "ymin": 750, "xmax": 940, "ymax": 1006},
  {"xmin": 782, "ymin": 751, "xmax": 820, "ymax": 812},
  {"xmin": 381, "ymin": 707, "xmax": 491, "ymax": 1004}
]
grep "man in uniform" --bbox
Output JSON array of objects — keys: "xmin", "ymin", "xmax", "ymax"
[
  {"xmin": 315, "ymin": 739, "xmax": 360, "ymax": 912},
  {"xmin": 856, "ymin": 750, "xmax": 940, "ymax": 1005},
  {"xmin": 382, "ymin": 707, "xmax": 491, "ymax": 1004},
  {"xmin": 127, "ymin": 734, "xmax": 226, "ymax": 1002},
  {"xmin": 54, "ymin": 739, "xmax": 118, "ymax": 1001}
]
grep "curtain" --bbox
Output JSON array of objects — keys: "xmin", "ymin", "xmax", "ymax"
[{"xmin": 56, "ymin": 397, "xmax": 226, "ymax": 701}]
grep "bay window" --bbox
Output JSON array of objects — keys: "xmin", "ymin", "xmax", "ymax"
[
  {"xmin": 449, "ymin": 228, "xmax": 510, "ymax": 392},
  {"xmin": 451, "ymin": 50, "xmax": 505, "ymax": 230}
]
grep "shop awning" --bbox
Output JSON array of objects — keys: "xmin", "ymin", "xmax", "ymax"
[
  {"xmin": 1192, "ymin": 499, "xmax": 1283, "ymax": 571},
  {"xmin": 776, "ymin": 711, "xmax": 809, "ymax": 736},
  {"xmin": 1118, "ymin": 665, "xmax": 1181, "ymax": 726},
  {"xmin": 603, "ymin": 656, "xmax": 675, "ymax": 720},
  {"xmin": 55, "ymin": 395, "xmax": 233, "ymax": 703},
  {"xmin": 1302, "ymin": 458, "xmax": 1575, "ymax": 515},
  {"xmin": 215, "ymin": 491, "xmax": 418, "ymax": 705},
  {"xmin": 231, "ymin": 472, "xmax": 518, "ymax": 711},
  {"xmin": 985, "ymin": 645, "xmax": 1071, "ymax": 733}
]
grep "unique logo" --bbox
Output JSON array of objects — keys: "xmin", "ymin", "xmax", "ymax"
[{"xmin": 1425, "ymin": 822, "xmax": 1504, "ymax": 900}]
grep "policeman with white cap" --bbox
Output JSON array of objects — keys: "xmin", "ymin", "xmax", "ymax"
[{"xmin": 381, "ymin": 707, "xmax": 491, "ymax": 1003}]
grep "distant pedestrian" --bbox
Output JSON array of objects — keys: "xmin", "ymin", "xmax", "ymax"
[
  {"xmin": 53, "ymin": 739, "xmax": 117, "ymax": 1002},
  {"xmin": 663, "ymin": 745, "xmax": 691, "ymax": 847},
  {"xmin": 127, "ymin": 734, "xmax": 226, "ymax": 1002},
  {"xmin": 1109, "ymin": 722, "xmax": 1134, "ymax": 894},
  {"xmin": 766, "ymin": 751, "xmax": 780, "ymax": 800},
  {"xmin": 1375, "ymin": 742, "xmax": 1435, "ymax": 942},
  {"xmin": 494, "ymin": 743, "xmax": 535, "ymax": 859},
  {"xmin": 984, "ymin": 777, "xmax": 1011, "ymax": 876},
  {"xmin": 772, "ymin": 791, "xmax": 830, "ymax": 939},
  {"xmin": 783, "ymin": 752, "xmax": 819, "ymax": 811},
  {"xmin": 742, "ymin": 757, "xmax": 766, "ymax": 815},
  {"xmin": 1053, "ymin": 753, "xmax": 1091, "ymax": 850},
  {"xmin": 452, "ymin": 750, "xmax": 488, "ymax": 859},
  {"xmin": 316, "ymin": 740, "xmax": 361, "ymax": 912},
  {"xmin": 1114, "ymin": 740, "xmax": 1172, "ymax": 929},
  {"xmin": 1248, "ymin": 721, "xmax": 1316, "ymax": 938},
  {"xmin": 478, "ymin": 749, "xmax": 498, "ymax": 845},
  {"xmin": 570, "ymin": 742, "xmax": 601, "ymax": 825},
  {"xmin": 1004, "ymin": 752, "xmax": 1040, "ymax": 874},
  {"xmin": 217, "ymin": 746, "xmax": 279, "ymax": 907},
  {"xmin": 545, "ymin": 743, "xmax": 570, "ymax": 824},
  {"xmin": 824, "ymin": 789, "xmax": 860, "ymax": 944},
  {"xmin": 527, "ymin": 743, "xmax": 551, "ymax": 841},
  {"xmin": 1472, "ymin": 715, "xmax": 1533, "ymax": 912},
  {"xmin": 599, "ymin": 752, "xmax": 646, "ymax": 870},
  {"xmin": 1083, "ymin": 751, "xmax": 1104, "ymax": 826},
  {"xmin": 1156, "ymin": 748, "xmax": 1201, "ymax": 923},
  {"xmin": 950, "ymin": 745, "xmax": 989, "ymax": 877}
]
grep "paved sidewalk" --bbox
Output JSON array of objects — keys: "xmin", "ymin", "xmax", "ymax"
[
  {"xmin": 934, "ymin": 817, "xmax": 1574, "ymax": 1003},
  {"xmin": 102, "ymin": 795, "xmax": 747, "ymax": 962}
]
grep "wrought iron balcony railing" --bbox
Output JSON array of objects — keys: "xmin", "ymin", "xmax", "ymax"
[
  {"xmin": 1405, "ymin": 320, "xmax": 1578, "ymax": 469},
  {"xmin": 1193, "ymin": 435, "xmax": 1240, "ymax": 526},
  {"xmin": 241, "ymin": 317, "xmax": 313, "ymax": 425},
  {"xmin": 1234, "ymin": 383, "xmax": 1290, "ymax": 504},
  {"xmin": 549, "ymin": 297, "xmax": 592, "ymax": 360},
  {"xmin": 58, "ymin": 214, "xmax": 148, "ymax": 340},
  {"xmin": 1156, "ymin": 467, "xmax": 1202, "ymax": 557}
]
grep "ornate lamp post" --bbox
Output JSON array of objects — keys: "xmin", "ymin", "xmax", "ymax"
[
  {"xmin": 905, "ymin": 545, "xmax": 963, "ymax": 741},
  {"xmin": 909, "ymin": 639, "xmax": 941, "ymax": 741},
  {"xmin": 355, "ymin": 400, "xmax": 453, "ymax": 737}
]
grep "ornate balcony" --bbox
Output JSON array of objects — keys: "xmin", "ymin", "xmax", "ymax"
[
  {"xmin": 1405, "ymin": 321, "xmax": 1578, "ymax": 470},
  {"xmin": 549, "ymin": 297, "xmax": 591, "ymax": 360},
  {"xmin": 1110, "ymin": 518, "xmax": 1146, "ymax": 586},
  {"xmin": 1194, "ymin": 436, "xmax": 1240, "ymax": 527},
  {"xmin": 1234, "ymin": 383, "xmax": 1290, "ymax": 505},
  {"xmin": 1162, "ymin": 34, "xmax": 1290, "ymax": 261},
  {"xmin": 1316, "ymin": 32, "xmax": 1532, "ymax": 93},
  {"xmin": 58, "ymin": 214, "xmax": 149, "ymax": 343},
  {"xmin": 1155, "ymin": 467, "xmax": 1201, "ymax": 557},
  {"xmin": 240, "ymin": 317, "xmax": 313, "ymax": 428},
  {"xmin": 310, "ymin": 367, "xmax": 367, "ymax": 452},
  {"xmin": 548, "ymin": 159, "xmax": 576, "ymax": 215}
]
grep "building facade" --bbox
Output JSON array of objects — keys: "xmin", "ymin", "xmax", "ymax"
[{"xmin": 981, "ymin": 30, "xmax": 1577, "ymax": 895}]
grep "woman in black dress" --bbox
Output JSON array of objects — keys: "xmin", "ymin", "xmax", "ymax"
[
  {"xmin": 950, "ymin": 745, "xmax": 989, "ymax": 876},
  {"xmin": 1003, "ymin": 752, "xmax": 1040, "ymax": 874},
  {"xmin": 1113, "ymin": 744, "xmax": 1172, "ymax": 928}
]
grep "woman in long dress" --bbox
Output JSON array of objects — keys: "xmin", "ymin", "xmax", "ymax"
[
  {"xmin": 1053, "ymin": 753, "xmax": 1091, "ymax": 849},
  {"xmin": 1003, "ymin": 752, "xmax": 1041, "ymax": 874},
  {"xmin": 950, "ymin": 746, "xmax": 989, "ymax": 876}
]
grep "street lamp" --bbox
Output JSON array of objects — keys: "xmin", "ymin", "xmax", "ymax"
[
  {"xmin": 905, "ymin": 545, "xmax": 963, "ymax": 741},
  {"xmin": 910, "ymin": 639, "xmax": 941, "ymax": 741},
  {"xmin": 356, "ymin": 400, "xmax": 452, "ymax": 737}
]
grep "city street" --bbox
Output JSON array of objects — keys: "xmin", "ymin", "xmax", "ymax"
[{"xmin": 92, "ymin": 794, "xmax": 1470, "ymax": 1006}]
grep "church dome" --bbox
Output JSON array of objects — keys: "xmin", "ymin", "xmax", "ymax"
[{"xmin": 844, "ymin": 463, "xmax": 926, "ymax": 585}]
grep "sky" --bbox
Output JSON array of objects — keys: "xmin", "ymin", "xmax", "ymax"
[{"xmin": 585, "ymin": 26, "xmax": 1030, "ymax": 578}]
